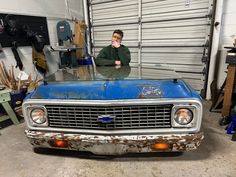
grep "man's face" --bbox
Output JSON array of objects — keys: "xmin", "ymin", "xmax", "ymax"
[{"xmin": 112, "ymin": 33, "xmax": 122, "ymax": 43}]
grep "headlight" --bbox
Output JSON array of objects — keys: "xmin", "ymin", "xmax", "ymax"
[
  {"xmin": 174, "ymin": 108, "xmax": 193, "ymax": 125},
  {"xmin": 30, "ymin": 108, "xmax": 47, "ymax": 124}
]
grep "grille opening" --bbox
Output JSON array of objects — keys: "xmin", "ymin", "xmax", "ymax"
[{"xmin": 45, "ymin": 104, "xmax": 173, "ymax": 130}]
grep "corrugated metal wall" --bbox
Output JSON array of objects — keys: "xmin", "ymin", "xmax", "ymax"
[{"xmin": 89, "ymin": 0, "xmax": 213, "ymax": 93}]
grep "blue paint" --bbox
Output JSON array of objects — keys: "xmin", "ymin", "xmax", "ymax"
[{"xmin": 28, "ymin": 79, "xmax": 201, "ymax": 100}]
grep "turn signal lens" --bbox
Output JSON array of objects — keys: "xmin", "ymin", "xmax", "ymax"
[
  {"xmin": 49, "ymin": 140, "xmax": 68, "ymax": 148},
  {"xmin": 151, "ymin": 143, "xmax": 170, "ymax": 150}
]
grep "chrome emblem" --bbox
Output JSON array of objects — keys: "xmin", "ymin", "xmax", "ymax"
[
  {"xmin": 98, "ymin": 115, "xmax": 115, "ymax": 123},
  {"xmin": 141, "ymin": 85, "xmax": 162, "ymax": 98}
]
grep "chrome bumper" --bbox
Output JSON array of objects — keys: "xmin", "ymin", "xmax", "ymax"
[{"xmin": 25, "ymin": 130, "xmax": 204, "ymax": 155}]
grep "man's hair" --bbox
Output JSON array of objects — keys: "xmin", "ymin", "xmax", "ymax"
[{"xmin": 113, "ymin": 29, "xmax": 123, "ymax": 39}]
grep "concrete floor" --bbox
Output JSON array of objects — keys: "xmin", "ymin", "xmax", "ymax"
[{"xmin": 0, "ymin": 101, "xmax": 235, "ymax": 177}]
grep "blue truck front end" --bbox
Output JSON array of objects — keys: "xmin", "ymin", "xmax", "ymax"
[{"xmin": 23, "ymin": 66, "xmax": 204, "ymax": 155}]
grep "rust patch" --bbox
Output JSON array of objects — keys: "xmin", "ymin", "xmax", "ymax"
[{"xmin": 25, "ymin": 130, "xmax": 204, "ymax": 155}]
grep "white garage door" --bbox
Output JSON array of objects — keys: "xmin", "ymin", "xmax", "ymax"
[{"xmin": 88, "ymin": 0, "xmax": 214, "ymax": 95}]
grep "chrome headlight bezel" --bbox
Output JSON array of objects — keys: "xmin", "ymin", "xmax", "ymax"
[
  {"xmin": 27, "ymin": 106, "xmax": 48, "ymax": 126},
  {"xmin": 171, "ymin": 105, "xmax": 197, "ymax": 128}
]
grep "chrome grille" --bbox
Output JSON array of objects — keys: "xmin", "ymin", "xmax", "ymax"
[{"xmin": 46, "ymin": 104, "xmax": 172, "ymax": 130}]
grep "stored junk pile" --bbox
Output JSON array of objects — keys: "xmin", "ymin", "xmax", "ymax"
[{"xmin": 0, "ymin": 61, "xmax": 40, "ymax": 116}]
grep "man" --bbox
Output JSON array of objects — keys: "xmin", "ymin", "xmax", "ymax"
[{"xmin": 95, "ymin": 29, "xmax": 131, "ymax": 66}]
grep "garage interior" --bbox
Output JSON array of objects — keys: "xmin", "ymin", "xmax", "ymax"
[{"xmin": 0, "ymin": 0, "xmax": 236, "ymax": 177}]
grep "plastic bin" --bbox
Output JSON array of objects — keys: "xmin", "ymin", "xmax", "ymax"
[
  {"xmin": 10, "ymin": 90, "xmax": 26, "ymax": 109},
  {"xmin": 78, "ymin": 57, "xmax": 93, "ymax": 65}
]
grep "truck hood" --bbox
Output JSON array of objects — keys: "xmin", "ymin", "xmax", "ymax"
[{"xmin": 28, "ymin": 80, "xmax": 201, "ymax": 100}]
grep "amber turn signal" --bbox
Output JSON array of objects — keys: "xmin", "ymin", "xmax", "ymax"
[
  {"xmin": 49, "ymin": 140, "xmax": 68, "ymax": 148},
  {"xmin": 151, "ymin": 143, "xmax": 170, "ymax": 150}
]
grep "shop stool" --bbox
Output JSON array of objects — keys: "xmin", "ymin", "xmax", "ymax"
[{"xmin": 0, "ymin": 89, "xmax": 19, "ymax": 125}]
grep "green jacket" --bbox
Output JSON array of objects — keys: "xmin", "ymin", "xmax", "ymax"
[{"xmin": 95, "ymin": 44, "xmax": 131, "ymax": 66}]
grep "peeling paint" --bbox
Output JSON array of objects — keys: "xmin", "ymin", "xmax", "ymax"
[
  {"xmin": 25, "ymin": 130, "xmax": 204, "ymax": 155},
  {"xmin": 139, "ymin": 85, "xmax": 163, "ymax": 98}
]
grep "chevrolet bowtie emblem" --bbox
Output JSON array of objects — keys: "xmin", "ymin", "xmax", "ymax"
[{"xmin": 98, "ymin": 115, "xmax": 115, "ymax": 123}]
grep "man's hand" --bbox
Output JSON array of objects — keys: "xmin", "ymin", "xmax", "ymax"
[
  {"xmin": 112, "ymin": 41, "xmax": 121, "ymax": 48},
  {"xmin": 115, "ymin": 65, "xmax": 121, "ymax": 69},
  {"xmin": 115, "ymin": 60, "xmax": 121, "ymax": 65}
]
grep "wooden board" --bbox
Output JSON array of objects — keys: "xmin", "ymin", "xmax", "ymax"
[
  {"xmin": 73, "ymin": 20, "xmax": 87, "ymax": 59},
  {"xmin": 222, "ymin": 64, "xmax": 236, "ymax": 116}
]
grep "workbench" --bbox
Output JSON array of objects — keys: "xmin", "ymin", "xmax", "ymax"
[
  {"xmin": 221, "ymin": 47, "xmax": 236, "ymax": 118},
  {"xmin": 0, "ymin": 89, "xmax": 19, "ymax": 125},
  {"xmin": 222, "ymin": 64, "xmax": 236, "ymax": 117}
]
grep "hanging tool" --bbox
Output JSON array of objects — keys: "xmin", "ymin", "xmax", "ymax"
[
  {"xmin": 0, "ymin": 19, "xmax": 5, "ymax": 34},
  {"xmin": 5, "ymin": 14, "xmax": 19, "ymax": 36},
  {"xmin": 11, "ymin": 41, "xmax": 23, "ymax": 70},
  {"xmin": 0, "ymin": 43, "xmax": 2, "ymax": 53},
  {"xmin": 4, "ymin": 15, "xmax": 24, "ymax": 70}
]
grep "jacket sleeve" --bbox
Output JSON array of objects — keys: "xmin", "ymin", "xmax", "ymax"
[
  {"xmin": 118, "ymin": 46, "xmax": 131, "ymax": 65},
  {"xmin": 95, "ymin": 48, "xmax": 115, "ymax": 66}
]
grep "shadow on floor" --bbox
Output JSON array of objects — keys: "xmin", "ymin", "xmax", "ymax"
[
  {"xmin": 33, "ymin": 147, "xmax": 186, "ymax": 161},
  {"xmin": 0, "ymin": 117, "xmax": 24, "ymax": 130}
]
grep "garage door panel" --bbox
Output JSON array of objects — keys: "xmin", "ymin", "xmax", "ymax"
[
  {"xmin": 142, "ymin": 21, "xmax": 208, "ymax": 46},
  {"xmin": 141, "ymin": 53, "xmax": 203, "ymax": 65},
  {"xmin": 183, "ymin": 78, "xmax": 203, "ymax": 85},
  {"xmin": 142, "ymin": 38, "xmax": 205, "ymax": 47},
  {"xmin": 94, "ymin": 24, "xmax": 138, "ymax": 32},
  {"xmin": 181, "ymin": 73, "xmax": 205, "ymax": 80},
  {"xmin": 92, "ymin": 10, "xmax": 138, "ymax": 21},
  {"xmin": 143, "ymin": 26, "xmax": 207, "ymax": 34},
  {"xmin": 142, "ymin": 0, "xmax": 209, "ymax": 5},
  {"xmin": 142, "ymin": 47, "xmax": 205, "ymax": 54},
  {"xmin": 143, "ymin": 18, "xmax": 210, "ymax": 29},
  {"xmin": 92, "ymin": 4, "xmax": 138, "ymax": 15},
  {"xmin": 142, "ymin": 9, "xmax": 209, "ymax": 22},
  {"xmin": 130, "ymin": 53, "xmax": 138, "ymax": 63},
  {"xmin": 183, "ymin": 81, "xmax": 203, "ymax": 92},
  {"xmin": 91, "ymin": 0, "xmax": 136, "ymax": 8},
  {"xmin": 142, "ymin": 32, "xmax": 206, "ymax": 40},
  {"xmin": 94, "ymin": 30, "xmax": 138, "ymax": 41},
  {"xmin": 92, "ymin": 17, "xmax": 138, "ymax": 26},
  {"xmin": 89, "ymin": 0, "xmax": 213, "ymax": 94},
  {"xmin": 91, "ymin": 0, "xmax": 138, "ymax": 26},
  {"xmin": 142, "ymin": 0, "xmax": 209, "ymax": 13},
  {"xmin": 182, "ymin": 73, "xmax": 205, "ymax": 92},
  {"xmin": 163, "ymin": 64, "xmax": 204, "ymax": 73},
  {"xmin": 143, "ymin": 6, "xmax": 209, "ymax": 18}
]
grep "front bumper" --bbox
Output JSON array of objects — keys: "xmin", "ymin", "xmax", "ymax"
[{"xmin": 25, "ymin": 130, "xmax": 204, "ymax": 155}]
